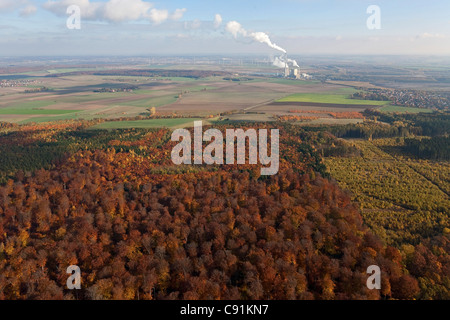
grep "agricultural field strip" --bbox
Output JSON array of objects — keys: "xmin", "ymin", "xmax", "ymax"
[
  {"xmin": 379, "ymin": 105, "xmax": 433, "ymax": 114},
  {"xmin": 277, "ymin": 93, "xmax": 389, "ymax": 106}
]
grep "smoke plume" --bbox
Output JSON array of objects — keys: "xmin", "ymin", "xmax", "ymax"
[
  {"xmin": 288, "ymin": 58, "xmax": 299, "ymax": 68},
  {"xmin": 224, "ymin": 19, "xmax": 299, "ymax": 70},
  {"xmin": 272, "ymin": 56, "xmax": 286, "ymax": 68},
  {"xmin": 226, "ymin": 21, "xmax": 286, "ymax": 54},
  {"xmin": 271, "ymin": 55, "xmax": 300, "ymax": 69}
]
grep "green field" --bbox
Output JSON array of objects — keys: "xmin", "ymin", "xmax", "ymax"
[
  {"xmin": 58, "ymin": 92, "xmax": 132, "ymax": 103},
  {"xmin": 0, "ymin": 109, "xmax": 79, "ymax": 115},
  {"xmin": 277, "ymin": 93, "xmax": 389, "ymax": 105},
  {"xmin": 378, "ymin": 105, "xmax": 433, "ymax": 113},
  {"xmin": 89, "ymin": 118, "xmax": 202, "ymax": 129},
  {"xmin": 2, "ymin": 100, "xmax": 57, "ymax": 110},
  {"xmin": 0, "ymin": 100, "xmax": 81, "ymax": 115},
  {"xmin": 46, "ymin": 68, "xmax": 90, "ymax": 74},
  {"xmin": 19, "ymin": 113, "xmax": 100, "ymax": 124}
]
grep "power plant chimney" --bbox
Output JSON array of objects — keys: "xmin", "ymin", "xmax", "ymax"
[{"xmin": 284, "ymin": 53, "xmax": 290, "ymax": 78}]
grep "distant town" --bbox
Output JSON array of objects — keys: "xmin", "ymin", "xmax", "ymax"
[
  {"xmin": 352, "ymin": 89, "xmax": 450, "ymax": 111},
  {"xmin": 0, "ymin": 79, "xmax": 41, "ymax": 88}
]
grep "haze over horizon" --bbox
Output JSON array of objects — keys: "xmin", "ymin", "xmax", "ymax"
[{"xmin": 0, "ymin": 0, "xmax": 449, "ymax": 57}]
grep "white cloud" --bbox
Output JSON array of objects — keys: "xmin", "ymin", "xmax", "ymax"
[
  {"xmin": 42, "ymin": 0, "xmax": 185, "ymax": 24},
  {"xmin": 0, "ymin": 0, "xmax": 36, "ymax": 15},
  {"xmin": 148, "ymin": 8, "xmax": 168, "ymax": 24},
  {"xmin": 226, "ymin": 21, "xmax": 246, "ymax": 38},
  {"xmin": 103, "ymin": 0, "xmax": 152, "ymax": 22},
  {"xmin": 213, "ymin": 14, "xmax": 222, "ymax": 28},
  {"xmin": 43, "ymin": 0, "xmax": 102, "ymax": 20},
  {"xmin": 171, "ymin": 8, "xmax": 186, "ymax": 21}
]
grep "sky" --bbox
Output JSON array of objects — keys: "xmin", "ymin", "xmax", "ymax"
[{"xmin": 0, "ymin": 0, "xmax": 449, "ymax": 56}]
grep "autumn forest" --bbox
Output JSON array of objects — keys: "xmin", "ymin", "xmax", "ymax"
[{"xmin": 0, "ymin": 117, "xmax": 448, "ymax": 300}]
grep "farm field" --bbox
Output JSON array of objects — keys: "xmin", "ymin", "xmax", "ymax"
[
  {"xmin": 0, "ymin": 64, "xmax": 444, "ymax": 127},
  {"xmin": 379, "ymin": 105, "xmax": 434, "ymax": 113},
  {"xmin": 117, "ymin": 95, "xmax": 178, "ymax": 108},
  {"xmin": 217, "ymin": 113, "xmax": 275, "ymax": 122},
  {"xmin": 1, "ymin": 67, "xmax": 367, "ymax": 123},
  {"xmin": 0, "ymin": 108, "xmax": 79, "ymax": 115},
  {"xmin": 277, "ymin": 92, "xmax": 389, "ymax": 106}
]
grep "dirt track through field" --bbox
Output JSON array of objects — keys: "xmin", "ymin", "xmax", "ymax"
[{"xmin": 242, "ymin": 99, "xmax": 278, "ymax": 112}]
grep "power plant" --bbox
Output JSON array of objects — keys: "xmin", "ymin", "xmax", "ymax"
[
  {"xmin": 284, "ymin": 60, "xmax": 300, "ymax": 79},
  {"xmin": 279, "ymin": 53, "xmax": 301, "ymax": 79},
  {"xmin": 225, "ymin": 20, "xmax": 311, "ymax": 80}
]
